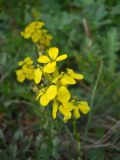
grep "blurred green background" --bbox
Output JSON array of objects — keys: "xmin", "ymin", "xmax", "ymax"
[{"xmin": 0, "ymin": 0, "xmax": 120, "ymax": 159}]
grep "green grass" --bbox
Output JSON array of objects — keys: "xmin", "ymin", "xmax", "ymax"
[{"xmin": 0, "ymin": 0, "xmax": 120, "ymax": 159}]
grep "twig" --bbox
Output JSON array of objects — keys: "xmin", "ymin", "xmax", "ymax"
[
  {"xmin": 95, "ymin": 120, "xmax": 120, "ymax": 144},
  {"xmin": 83, "ymin": 143, "xmax": 120, "ymax": 151},
  {"xmin": 82, "ymin": 18, "xmax": 92, "ymax": 39}
]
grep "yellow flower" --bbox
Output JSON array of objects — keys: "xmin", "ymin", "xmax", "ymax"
[
  {"xmin": 52, "ymin": 68, "xmax": 84, "ymax": 85},
  {"xmin": 77, "ymin": 101, "xmax": 90, "ymax": 114},
  {"xmin": 16, "ymin": 56, "xmax": 43, "ymax": 84},
  {"xmin": 57, "ymin": 86, "xmax": 70, "ymax": 102},
  {"xmin": 51, "ymin": 99, "xmax": 90, "ymax": 122},
  {"xmin": 52, "ymin": 101, "xmax": 74, "ymax": 120},
  {"xmin": 38, "ymin": 30, "xmax": 53, "ymax": 47},
  {"xmin": 22, "ymin": 64, "xmax": 34, "ymax": 80},
  {"xmin": 37, "ymin": 47, "xmax": 67, "ymax": 73},
  {"xmin": 31, "ymin": 29, "xmax": 42, "ymax": 43},
  {"xmin": 61, "ymin": 68, "xmax": 84, "ymax": 85},
  {"xmin": 16, "ymin": 57, "xmax": 35, "ymax": 82},
  {"xmin": 21, "ymin": 21, "xmax": 44, "ymax": 39},
  {"xmin": 59, "ymin": 105, "xmax": 72, "ymax": 121},
  {"xmin": 18, "ymin": 57, "xmax": 33, "ymax": 66},
  {"xmin": 59, "ymin": 102, "xmax": 74, "ymax": 122},
  {"xmin": 60, "ymin": 74, "xmax": 76, "ymax": 85},
  {"xmin": 31, "ymin": 21, "xmax": 45, "ymax": 29},
  {"xmin": 21, "ymin": 21, "xmax": 52, "ymax": 47},
  {"xmin": 67, "ymin": 68, "xmax": 84, "ymax": 80},
  {"xmin": 73, "ymin": 101, "xmax": 90, "ymax": 119},
  {"xmin": 16, "ymin": 69, "xmax": 25, "ymax": 82},
  {"xmin": 36, "ymin": 85, "xmax": 57, "ymax": 106}
]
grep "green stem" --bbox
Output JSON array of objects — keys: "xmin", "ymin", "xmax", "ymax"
[
  {"xmin": 83, "ymin": 61, "xmax": 103, "ymax": 144},
  {"xmin": 72, "ymin": 120, "xmax": 82, "ymax": 159}
]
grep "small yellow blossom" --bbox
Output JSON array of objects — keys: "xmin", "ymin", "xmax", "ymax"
[
  {"xmin": 52, "ymin": 68, "xmax": 84, "ymax": 85},
  {"xmin": 59, "ymin": 104, "xmax": 72, "ymax": 121},
  {"xmin": 77, "ymin": 101, "xmax": 90, "ymax": 114},
  {"xmin": 16, "ymin": 57, "xmax": 34, "ymax": 82},
  {"xmin": 22, "ymin": 65, "xmax": 34, "ymax": 80},
  {"xmin": 58, "ymin": 101, "xmax": 74, "ymax": 122},
  {"xmin": 61, "ymin": 68, "xmax": 84, "ymax": 85},
  {"xmin": 57, "ymin": 86, "xmax": 70, "ymax": 102},
  {"xmin": 58, "ymin": 100, "xmax": 90, "ymax": 121},
  {"xmin": 18, "ymin": 57, "xmax": 33, "ymax": 66},
  {"xmin": 36, "ymin": 85, "xmax": 57, "ymax": 106},
  {"xmin": 31, "ymin": 29, "xmax": 42, "ymax": 43},
  {"xmin": 60, "ymin": 74, "xmax": 76, "ymax": 85},
  {"xmin": 16, "ymin": 69, "xmax": 25, "ymax": 82},
  {"xmin": 37, "ymin": 47, "xmax": 67, "ymax": 73},
  {"xmin": 21, "ymin": 21, "xmax": 44, "ymax": 39},
  {"xmin": 67, "ymin": 68, "xmax": 84, "ymax": 80},
  {"xmin": 73, "ymin": 101, "xmax": 90, "ymax": 119},
  {"xmin": 38, "ymin": 30, "xmax": 53, "ymax": 48},
  {"xmin": 52, "ymin": 101, "xmax": 74, "ymax": 120},
  {"xmin": 21, "ymin": 21, "xmax": 52, "ymax": 48}
]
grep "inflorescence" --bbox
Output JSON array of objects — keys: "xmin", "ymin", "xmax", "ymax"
[{"xmin": 16, "ymin": 21, "xmax": 90, "ymax": 123}]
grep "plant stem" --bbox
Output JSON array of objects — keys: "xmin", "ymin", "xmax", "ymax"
[
  {"xmin": 83, "ymin": 61, "xmax": 103, "ymax": 144},
  {"xmin": 72, "ymin": 120, "xmax": 82, "ymax": 159}
]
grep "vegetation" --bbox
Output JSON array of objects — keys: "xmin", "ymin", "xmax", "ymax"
[{"xmin": 0, "ymin": 0, "xmax": 120, "ymax": 159}]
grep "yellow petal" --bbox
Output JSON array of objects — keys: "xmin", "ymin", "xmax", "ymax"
[
  {"xmin": 43, "ymin": 62, "xmax": 56, "ymax": 73},
  {"xmin": 33, "ymin": 21, "xmax": 45, "ymax": 29},
  {"xmin": 74, "ymin": 106, "xmax": 81, "ymax": 119},
  {"xmin": 48, "ymin": 47, "xmax": 59, "ymax": 60},
  {"xmin": 24, "ymin": 57, "xmax": 31, "ymax": 62},
  {"xmin": 56, "ymin": 54, "xmax": 67, "ymax": 61},
  {"xmin": 37, "ymin": 55, "xmax": 50, "ymax": 63},
  {"xmin": 26, "ymin": 73, "xmax": 34, "ymax": 80},
  {"xmin": 52, "ymin": 101, "xmax": 58, "ymax": 119},
  {"xmin": 25, "ymin": 24, "xmax": 35, "ymax": 33},
  {"xmin": 16, "ymin": 70, "xmax": 25, "ymax": 83},
  {"xmin": 22, "ymin": 65, "xmax": 33, "ymax": 74},
  {"xmin": 67, "ymin": 68, "xmax": 74, "ymax": 75},
  {"xmin": 31, "ymin": 30, "xmax": 41, "ymax": 43},
  {"xmin": 67, "ymin": 68, "xmax": 84, "ymax": 80},
  {"xmin": 61, "ymin": 74, "xmax": 76, "ymax": 85},
  {"xmin": 21, "ymin": 31, "xmax": 31, "ymax": 39},
  {"xmin": 59, "ymin": 105, "xmax": 71, "ymax": 119},
  {"xmin": 18, "ymin": 60, "xmax": 24, "ymax": 66},
  {"xmin": 78, "ymin": 101, "xmax": 90, "ymax": 114},
  {"xmin": 73, "ymin": 73, "xmax": 84, "ymax": 80},
  {"xmin": 21, "ymin": 23, "xmax": 34, "ymax": 38},
  {"xmin": 46, "ymin": 85, "xmax": 57, "ymax": 100},
  {"xmin": 40, "ymin": 94, "xmax": 50, "ymax": 106},
  {"xmin": 62, "ymin": 102, "xmax": 74, "ymax": 111},
  {"xmin": 34, "ymin": 68, "xmax": 42, "ymax": 84},
  {"xmin": 57, "ymin": 86, "xmax": 70, "ymax": 102},
  {"xmin": 23, "ymin": 57, "xmax": 33, "ymax": 65}
]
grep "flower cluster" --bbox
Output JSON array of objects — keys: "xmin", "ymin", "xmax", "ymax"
[
  {"xmin": 21, "ymin": 21, "xmax": 52, "ymax": 49},
  {"xmin": 16, "ymin": 21, "xmax": 90, "ymax": 122}
]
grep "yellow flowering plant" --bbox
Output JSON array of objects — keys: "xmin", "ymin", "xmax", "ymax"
[{"xmin": 16, "ymin": 21, "xmax": 90, "ymax": 123}]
